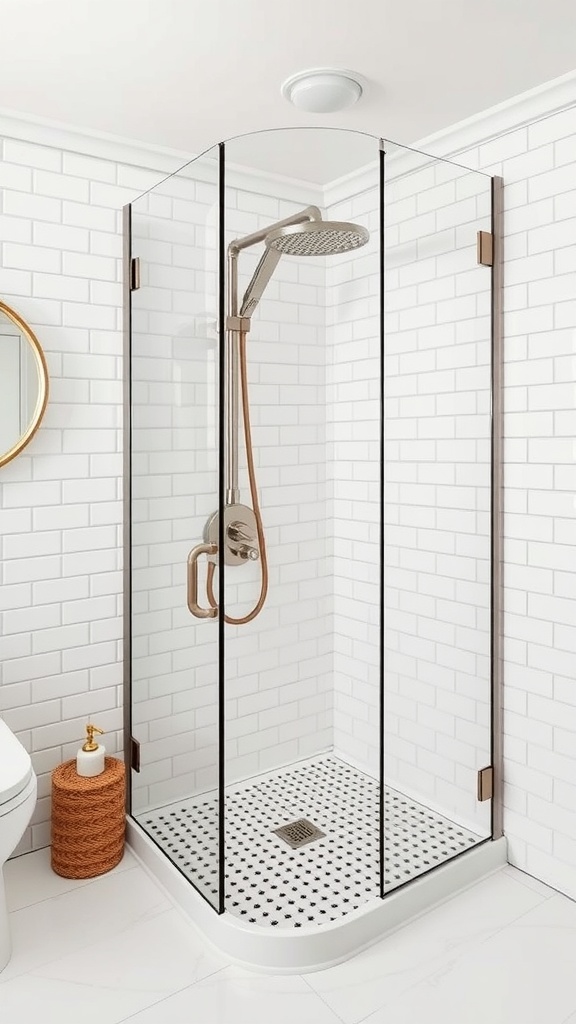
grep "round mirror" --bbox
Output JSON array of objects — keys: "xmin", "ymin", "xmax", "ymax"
[{"xmin": 0, "ymin": 301, "xmax": 49, "ymax": 468}]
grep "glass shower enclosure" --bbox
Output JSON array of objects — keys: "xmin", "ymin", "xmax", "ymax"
[{"xmin": 123, "ymin": 128, "xmax": 502, "ymax": 942}]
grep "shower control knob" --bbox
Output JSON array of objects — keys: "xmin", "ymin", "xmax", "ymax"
[
  {"xmin": 242, "ymin": 546, "xmax": 259, "ymax": 561},
  {"xmin": 227, "ymin": 521, "xmax": 259, "ymax": 562}
]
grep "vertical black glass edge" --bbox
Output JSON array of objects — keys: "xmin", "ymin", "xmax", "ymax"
[
  {"xmin": 217, "ymin": 142, "xmax": 227, "ymax": 914},
  {"xmin": 490, "ymin": 175, "xmax": 504, "ymax": 841},
  {"xmin": 122, "ymin": 202, "xmax": 133, "ymax": 815},
  {"xmin": 378, "ymin": 142, "xmax": 385, "ymax": 898}
]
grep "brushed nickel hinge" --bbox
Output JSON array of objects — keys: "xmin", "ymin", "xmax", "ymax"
[
  {"xmin": 477, "ymin": 230, "xmax": 493, "ymax": 267},
  {"xmin": 131, "ymin": 736, "xmax": 141, "ymax": 773},
  {"xmin": 130, "ymin": 256, "xmax": 141, "ymax": 291},
  {"xmin": 477, "ymin": 765, "xmax": 493, "ymax": 801}
]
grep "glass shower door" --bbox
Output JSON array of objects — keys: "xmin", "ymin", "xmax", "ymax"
[
  {"xmin": 381, "ymin": 144, "xmax": 495, "ymax": 894},
  {"xmin": 126, "ymin": 147, "xmax": 224, "ymax": 911}
]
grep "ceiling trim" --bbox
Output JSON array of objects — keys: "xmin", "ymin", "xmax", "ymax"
[
  {"xmin": 0, "ymin": 106, "xmax": 322, "ymax": 204},
  {"xmin": 0, "ymin": 105, "xmax": 191, "ymax": 174},
  {"xmin": 324, "ymin": 67, "xmax": 576, "ymax": 204},
  {"xmin": 415, "ymin": 66, "xmax": 576, "ymax": 159},
  {"xmin": 0, "ymin": 66, "xmax": 575, "ymax": 198}
]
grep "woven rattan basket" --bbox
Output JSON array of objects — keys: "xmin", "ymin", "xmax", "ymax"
[{"xmin": 51, "ymin": 756, "xmax": 126, "ymax": 879}]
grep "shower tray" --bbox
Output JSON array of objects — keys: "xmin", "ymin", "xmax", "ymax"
[{"xmin": 127, "ymin": 755, "xmax": 507, "ymax": 972}]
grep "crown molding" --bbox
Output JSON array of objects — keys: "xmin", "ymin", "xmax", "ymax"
[
  {"xmin": 324, "ymin": 68, "xmax": 576, "ymax": 203},
  {"xmin": 0, "ymin": 105, "xmax": 192, "ymax": 174},
  {"xmin": 1, "ymin": 66, "xmax": 576, "ymax": 206},
  {"xmin": 413, "ymin": 67, "xmax": 576, "ymax": 160},
  {"xmin": 0, "ymin": 107, "xmax": 322, "ymax": 205}
]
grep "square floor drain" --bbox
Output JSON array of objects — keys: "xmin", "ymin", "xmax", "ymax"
[{"xmin": 273, "ymin": 818, "xmax": 326, "ymax": 850}]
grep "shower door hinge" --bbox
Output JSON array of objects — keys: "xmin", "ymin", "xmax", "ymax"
[
  {"xmin": 477, "ymin": 231, "xmax": 493, "ymax": 267},
  {"xmin": 130, "ymin": 257, "xmax": 141, "ymax": 290},
  {"xmin": 130, "ymin": 736, "xmax": 141, "ymax": 773},
  {"xmin": 477, "ymin": 765, "xmax": 493, "ymax": 801}
]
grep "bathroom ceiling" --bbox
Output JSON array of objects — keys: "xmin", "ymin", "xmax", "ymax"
[{"xmin": 1, "ymin": 0, "xmax": 576, "ymax": 182}]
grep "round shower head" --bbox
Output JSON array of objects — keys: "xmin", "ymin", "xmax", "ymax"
[{"xmin": 265, "ymin": 219, "xmax": 369, "ymax": 257}]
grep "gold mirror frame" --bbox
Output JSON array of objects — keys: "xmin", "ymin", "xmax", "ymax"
[{"xmin": 0, "ymin": 301, "xmax": 49, "ymax": 469}]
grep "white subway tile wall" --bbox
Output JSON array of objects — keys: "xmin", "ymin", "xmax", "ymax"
[
  {"xmin": 0, "ymin": 139, "xmax": 160, "ymax": 852},
  {"xmin": 469, "ymin": 106, "xmax": 576, "ymax": 895},
  {"xmin": 129, "ymin": 159, "xmax": 331, "ymax": 813},
  {"xmin": 326, "ymin": 176, "xmax": 381, "ymax": 778},
  {"xmin": 0, "ymin": 102, "xmax": 574, "ymax": 900},
  {"xmin": 382, "ymin": 157, "xmax": 493, "ymax": 836},
  {"xmin": 129, "ymin": 156, "xmax": 222, "ymax": 819},
  {"xmin": 327, "ymin": 157, "xmax": 493, "ymax": 839}
]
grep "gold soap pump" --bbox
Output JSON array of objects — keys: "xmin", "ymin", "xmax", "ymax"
[{"xmin": 76, "ymin": 723, "xmax": 106, "ymax": 778}]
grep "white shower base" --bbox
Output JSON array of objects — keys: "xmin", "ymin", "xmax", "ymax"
[
  {"xmin": 128, "ymin": 754, "xmax": 507, "ymax": 971},
  {"xmin": 138, "ymin": 755, "xmax": 479, "ymax": 926}
]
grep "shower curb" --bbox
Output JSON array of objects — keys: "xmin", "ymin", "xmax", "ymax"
[{"xmin": 127, "ymin": 819, "xmax": 507, "ymax": 974}]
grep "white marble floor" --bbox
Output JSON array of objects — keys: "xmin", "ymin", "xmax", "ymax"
[{"xmin": 1, "ymin": 847, "xmax": 576, "ymax": 1024}]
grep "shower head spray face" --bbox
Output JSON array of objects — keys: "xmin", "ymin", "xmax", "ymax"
[{"xmin": 265, "ymin": 219, "xmax": 369, "ymax": 257}]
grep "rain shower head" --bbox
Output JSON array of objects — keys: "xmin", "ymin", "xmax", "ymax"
[
  {"xmin": 236, "ymin": 211, "xmax": 370, "ymax": 317},
  {"xmin": 265, "ymin": 219, "xmax": 369, "ymax": 257}
]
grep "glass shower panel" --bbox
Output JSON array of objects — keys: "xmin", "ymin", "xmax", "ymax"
[
  {"xmin": 220, "ymin": 128, "xmax": 383, "ymax": 921},
  {"xmin": 128, "ymin": 148, "xmax": 223, "ymax": 910},
  {"xmin": 382, "ymin": 143, "xmax": 493, "ymax": 893}
]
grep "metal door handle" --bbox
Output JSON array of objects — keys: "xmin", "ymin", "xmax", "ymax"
[{"xmin": 187, "ymin": 542, "xmax": 218, "ymax": 619}]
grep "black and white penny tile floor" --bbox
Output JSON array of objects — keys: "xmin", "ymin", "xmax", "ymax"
[{"xmin": 139, "ymin": 754, "xmax": 479, "ymax": 927}]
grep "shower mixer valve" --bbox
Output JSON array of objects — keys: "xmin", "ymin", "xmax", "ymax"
[{"xmin": 186, "ymin": 504, "xmax": 260, "ymax": 619}]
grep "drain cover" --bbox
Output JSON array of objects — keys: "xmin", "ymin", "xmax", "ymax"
[{"xmin": 273, "ymin": 818, "xmax": 326, "ymax": 850}]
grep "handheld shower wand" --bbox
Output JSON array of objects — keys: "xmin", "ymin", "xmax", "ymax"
[{"xmin": 187, "ymin": 206, "xmax": 369, "ymax": 623}]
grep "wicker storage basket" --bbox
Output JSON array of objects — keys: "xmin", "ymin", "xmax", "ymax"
[{"xmin": 51, "ymin": 756, "xmax": 126, "ymax": 879}]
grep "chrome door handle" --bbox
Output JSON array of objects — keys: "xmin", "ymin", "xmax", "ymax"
[{"xmin": 187, "ymin": 542, "xmax": 218, "ymax": 619}]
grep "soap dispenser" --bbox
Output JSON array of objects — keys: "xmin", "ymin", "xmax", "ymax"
[{"xmin": 76, "ymin": 724, "xmax": 106, "ymax": 778}]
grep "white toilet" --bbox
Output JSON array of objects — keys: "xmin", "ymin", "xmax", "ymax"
[{"xmin": 0, "ymin": 718, "xmax": 37, "ymax": 972}]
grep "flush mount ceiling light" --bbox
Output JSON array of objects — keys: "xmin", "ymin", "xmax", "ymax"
[{"xmin": 281, "ymin": 68, "xmax": 364, "ymax": 114}]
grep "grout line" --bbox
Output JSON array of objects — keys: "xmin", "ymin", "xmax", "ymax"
[
  {"xmin": 114, "ymin": 965, "xmax": 231, "ymax": 1024},
  {"xmin": 0, "ymin": 891, "xmax": 170, "ymax": 989},
  {"xmin": 301, "ymin": 974, "xmax": 349, "ymax": 1024},
  {"xmin": 4, "ymin": 853, "xmax": 138, "ymax": 913},
  {"xmin": 504, "ymin": 863, "xmax": 574, "ymax": 904}
]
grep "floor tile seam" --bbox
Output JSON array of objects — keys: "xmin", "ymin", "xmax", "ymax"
[
  {"xmin": 349, "ymin": 926, "xmax": 528, "ymax": 1024},
  {"xmin": 0, "ymin": 896, "xmax": 171, "ymax": 989},
  {"xmin": 376, "ymin": 883, "xmax": 560, "ymax": 1005},
  {"xmin": 5, "ymin": 880, "xmax": 93, "ymax": 915},
  {"xmin": 502, "ymin": 869, "xmax": 556, "ymax": 900},
  {"xmin": 3, "ymin": 864, "xmax": 147, "ymax": 913},
  {"xmin": 301, "ymin": 974, "xmax": 349, "ymax": 1024},
  {"xmin": 304, "ymin": 877, "xmax": 555, "ymax": 1019},
  {"xmin": 380, "ymin": 871, "xmax": 555, "ymax": 967},
  {"xmin": 460, "ymin": 883, "xmax": 559, "ymax": 956},
  {"xmin": 505, "ymin": 864, "xmax": 576, "ymax": 905},
  {"xmin": 113, "ymin": 964, "xmax": 230, "ymax": 1024},
  {"xmin": 18, "ymin": 953, "xmax": 227, "ymax": 997},
  {"xmin": 4, "ymin": 859, "xmax": 136, "ymax": 914},
  {"xmin": 353, "ymin": 974, "xmax": 429, "ymax": 1024},
  {"xmin": 352, "ymin": 889, "xmax": 571, "ymax": 1024}
]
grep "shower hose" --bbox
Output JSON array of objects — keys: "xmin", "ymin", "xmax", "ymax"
[{"xmin": 206, "ymin": 329, "xmax": 269, "ymax": 624}]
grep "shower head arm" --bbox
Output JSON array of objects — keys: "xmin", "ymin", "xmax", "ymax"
[
  {"xmin": 229, "ymin": 206, "xmax": 321, "ymax": 319},
  {"xmin": 228, "ymin": 205, "xmax": 321, "ymax": 256}
]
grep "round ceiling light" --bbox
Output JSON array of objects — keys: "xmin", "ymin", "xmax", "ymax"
[{"xmin": 281, "ymin": 68, "xmax": 363, "ymax": 114}]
